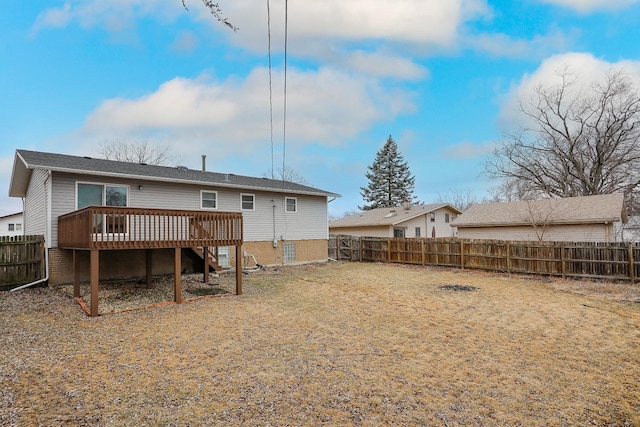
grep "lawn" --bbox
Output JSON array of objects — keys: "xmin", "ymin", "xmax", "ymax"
[{"xmin": 1, "ymin": 262, "xmax": 639, "ymax": 426}]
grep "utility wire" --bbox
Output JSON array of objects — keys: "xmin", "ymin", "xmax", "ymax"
[
  {"xmin": 267, "ymin": 0, "xmax": 274, "ymax": 179},
  {"xmin": 282, "ymin": 0, "xmax": 288, "ymax": 184}
]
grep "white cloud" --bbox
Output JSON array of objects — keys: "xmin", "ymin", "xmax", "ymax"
[
  {"xmin": 32, "ymin": 0, "xmax": 490, "ymax": 46},
  {"xmin": 79, "ymin": 67, "xmax": 416, "ymax": 158},
  {"xmin": 340, "ymin": 50, "xmax": 428, "ymax": 81},
  {"xmin": 30, "ymin": 2, "xmax": 72, "ymax": 35},
  {"xmin": 31, "ymin": 0, "xmax": 181, "ymax": 35},
  {"xmin": 30, "ymin": 0, "xmax": 488, "ymax": 79},
  {"xmin": 170, "ymin": 31, "xmax": 198, "ymax": 53},
  {"xmin": 228, "ymin": 0, "xmax": 489, "ymax": 48},
  {"xmin": 536, "ymin": 0, "xmax": 640, "ymax": 13},
  {"xmin": 466, "ymin": 27, "xmax": 577, "ymax": 58},
  {"xmin": 441, "ymin": 141, "xmax": 497, "ymax": 159},
  {"xmin": 500, "ymin": 52, "xmax": 640, "ymax": 130}
]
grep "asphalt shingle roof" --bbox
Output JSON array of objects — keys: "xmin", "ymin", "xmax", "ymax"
[
  {"xmin": 11, "ymin": 149, "xmax": 339, "ymax": 198},
  {"xmin": 451, "ymin": 194, "xmax": 626, "ymax": 227}
]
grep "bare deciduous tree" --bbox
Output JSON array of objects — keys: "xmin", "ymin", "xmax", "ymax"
[
  {"xmin": 434, "ymin": 188, "xmax": 480, "ymax": 212},
  {"xmin": 181, "ymin": 0, "xmax": 237, "ymax": 31},
  {"xmin": 263, "ymin": 167, "xmax": 309, "ymax": 185},
  {"xmin": 486, "ymin": 69, "xmax": 640, "ymax": 213},
  {"xmin": 488, "ymin": 178, "xmax": 540, "ymax": 203},
  {"xmin": 98, "ymin": 140, "xmax": 179, "ymax": 166},
  {"xmin": 519, "ymin": 198, "xmax": 569, "ymax": 242}
]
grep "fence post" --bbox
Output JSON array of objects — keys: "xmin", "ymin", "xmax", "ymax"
[
  {"xmin": 387, "ymin": 238, "xmax": 391, "ymax": 263},
  {"xmin": 630, "ymin": 243, "xmax": 635, "ymax": 284},
  {"xmin": 421, "ymin": 239, "xmax": 425, "ymax": 265},
  {"xmin": 506, "ymin": 241, "xmax": 511, "ymax": 275},
  {"xmin": 349, "ymin": 235, "xmax": 354, "ymax": 261},
  {"xmin": 460, "ymin": 240, "xmax": 465, "ymax": 270},
  {"xmin": 561, "ymin": 242, "xmax": 566, "ymax": 279},
  {"xmin": 358, "ymin": 236, "xmax": 362, "ymax": 262}
]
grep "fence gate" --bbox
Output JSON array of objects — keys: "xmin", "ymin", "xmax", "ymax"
[
  {"xmin": 334, "ymin": 235, "xmax": 361, "ymax": 261},
  {"xmin": 0, "ymin": 235, "xmax": 46, "ymax": 290}
]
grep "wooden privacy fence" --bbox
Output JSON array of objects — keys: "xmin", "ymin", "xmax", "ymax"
[
  {"xmin": 0, "ymin": 235, "xmax": 46, "ymax": 289},
  {"xmin": 330, "ymin": 235, "xmax": 640, "ymax": 283}
]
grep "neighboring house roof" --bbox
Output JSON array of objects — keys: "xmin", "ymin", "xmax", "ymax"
[
  {"xmin": 452, "ymin": 194, "xmax": 626, "ymax": 228},
  {"xmin": 9, "ymin": 149, "xmax": 340, "ymax": 198},
  {"xmin": 329, "ymin": 204, "xmax": 462, "ymax": 228},
  {"xmin": 0, "ymin": 211, "xmax": 23, "ymax": 220}
]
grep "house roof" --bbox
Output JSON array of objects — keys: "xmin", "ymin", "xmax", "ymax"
[
  {"xmin": 329, "ymin": 204, "xmax": 462, "ymax": 228},
  {"xmin": 9, "ymin": 149, "xmax": 340, "ymax": 198},
  {"xmin": 0, "ymin": 211, "xmax": 23, "ymax": 220},
  {"xmin": 451, "ymin": 194, "xmax": 626, "ymax": 228}
]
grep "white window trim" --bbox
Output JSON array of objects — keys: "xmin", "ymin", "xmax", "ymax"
[
  {"xmin": 241, "ymin": 193, "xmax": 255, "ymax": 211},
  {"xmin": 76, "ymin": 181, "xmax": 130, "ymax": 237},
  {"xmin": 200, "ymin": 190, "xmax": 218, "ymax": 210},
  {"xmin": 76, "ymin": 181, "xmax": 130, "ymax": 209},
  {"xmin": 285, "ymin": 196, "xmax": 297, "ymax": 213}
]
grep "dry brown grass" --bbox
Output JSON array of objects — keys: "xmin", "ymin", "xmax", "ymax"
[{"xmin": 1, "ymin": 262, "xmax": 639, "ymax": 426}]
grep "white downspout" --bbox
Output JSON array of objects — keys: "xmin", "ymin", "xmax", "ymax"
[{"xmin": 12, "ymin": 171, "xmax": 51, "ymax": 291}]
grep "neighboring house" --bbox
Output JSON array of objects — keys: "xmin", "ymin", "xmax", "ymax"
[
  {"xmin": 329, "ymin": 203, "xmax": 462, "ymax": 238},
  {"xmin": 9, "ymin": 149, "xmax": 339, "ymax": 285},
  {"xmin": 452, "ymin": 194, "xmax": 627, "ymax": 242},
  {"xmin": 0, "ymin": 211, "xmax": 24, "ymax": 237}
]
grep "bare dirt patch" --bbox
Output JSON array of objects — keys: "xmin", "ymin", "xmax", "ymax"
[{"xmin": 1, "ymin": 262, "xmax": 639, "ymax": 426}]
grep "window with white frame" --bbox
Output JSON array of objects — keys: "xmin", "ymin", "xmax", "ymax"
[
  {"xmin": 445, "ymin": 213, "xmax": 450, "ymax": 223},
  {"xmin": 283, "ymin": 243, "xmax": 296, "ymax": 262},
  {"xmin": 430, "ymin": 212, "xmax": 436, "ymax": 222},
  {"xmin": 415, "ymin": 227, "xmax": 421, "ymax": 237},
  {"xmin": 78, "ymin": 183, "xmax": 128, "ymax": 209},
  {"xmin": 285, "ymin": 197, "xmax": 297, "ymax": 213},
  {"xmin": 77, "ymin": 182, "xmax": 129, "ymax": 233},
  {"xmin": 16, "ymin": 224, "xmax": 22, "ymax": 231},
  {"xmin": 8, "ymin": 224, "xmax": 15, "ymax": 231},
  {"xmin": 201, "ymin": 191, "xmax": 217, "ymax": 209},
  {"xmin": 241, "ymin": 193, "xmax": 255, "ymax": 211}
]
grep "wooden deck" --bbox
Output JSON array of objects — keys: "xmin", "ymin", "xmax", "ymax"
[{"xmin": 58, "ymin": 207, "xmax": 243, "ymax": 316}]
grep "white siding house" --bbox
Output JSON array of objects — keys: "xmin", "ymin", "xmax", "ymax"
[
  {"xmin": 329, "ymin": 204, "xmax": 462, "ymax": 238},
  {"xmin": 9, "ymin": 149, "xmax": 339, "ymax": 284},
  {"xmin": 0, "ymin": 212, "xmax": 24, "ymax": 237}
]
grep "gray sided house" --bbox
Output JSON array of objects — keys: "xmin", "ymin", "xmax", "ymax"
[
  {"xmin": 0, "ymin": 211, "xmax": 23, "ymax": 237},
  {"xmin": 329, "ymin": 204, "xmax": 462, "ymax": 238},
  {"xmin": 452, "ymin": 194, "xmax": 627, "ymax": 242},
  {"xmin": 9, "ymin": 149, "xmax": 339, "ymax": 285}
]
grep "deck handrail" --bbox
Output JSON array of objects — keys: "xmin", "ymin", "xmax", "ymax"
[{"xmin": 58, "ymin": 206, "xmax": 243, "ymax": 250}]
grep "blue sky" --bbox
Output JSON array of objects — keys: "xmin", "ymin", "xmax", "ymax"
[{"xmin": 2, "ymin": 0, "xmax": 640, "ymax": 218}]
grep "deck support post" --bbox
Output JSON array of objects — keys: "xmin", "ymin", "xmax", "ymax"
[
  {"xmin": 203, "ymin": 246, "xmax": 209, "ymax": 284},
  {"xmin": 73, "ymin": 250, "xmax": 80, "ymax": 298},
  {"xmin": 90, "ymin": 249, "xmax": 99, "ymax": 317},
  {"xmin": 236, "ymin": 245, "xmax": 242, "ymax": 295},
  {"xmin": 146, "ymin": 249, "xmax": 153, "ymax": 289},
  {"xmin": 174, "ymin": 247, "xmax": 183, "ymax": 303}
]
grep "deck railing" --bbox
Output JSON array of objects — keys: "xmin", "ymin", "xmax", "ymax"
[{"xmin": 58, "ymin": 206, "xmax": 243, "ymax": 250}]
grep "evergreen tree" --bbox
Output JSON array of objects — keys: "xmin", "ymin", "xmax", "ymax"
[{"xmin": 359, "ymin": 135, "xmax": 417, "ymax": 210}]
